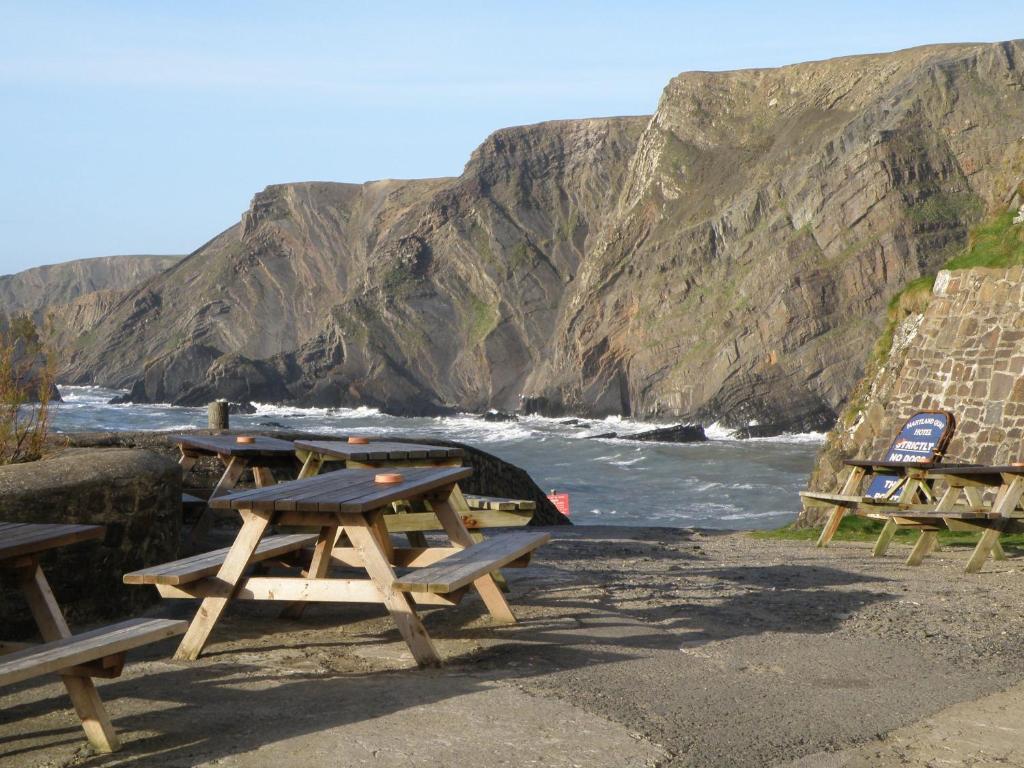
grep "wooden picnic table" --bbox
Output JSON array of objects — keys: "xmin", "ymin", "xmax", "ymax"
[
  {"xmin": 910, "ymin": 464, "xmax": 1024, "ymax": 571},
  {"xmin": 170, "ymin": 434, "xmax": 297, "ymax": 545},
  {"xmin": 0, "ymin": 522, "xmax": 186, "ymax": 752},
  {"xmin": 125, "ymin": 466, "xmax": 549, "ymax": 667},
  {"xmin": 294, "ymin": 439, "xmax": 463, "ymax": 477}
]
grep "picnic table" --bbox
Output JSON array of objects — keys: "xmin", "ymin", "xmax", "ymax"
[
  {"xmin": 124, "ymin": 466, "xmax": 549, "ymax": 667},
  {"xmin": 170, "ymin": 434, "xmax": 297, "ymax": 544},
  {"xmin": 0, "ymin": 522, "xmax": 185, "ymax": 752},
  {"xmin": 294, "ymin": 439, "xmax": 463, "ymax": 478},
  {"xmin": 911, "ymin": 464, "xmax": 1024, "ymax": 571}
]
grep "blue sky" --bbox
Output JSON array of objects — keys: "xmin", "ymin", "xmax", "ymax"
[{"xmin": 0, "ymin": 2, "xmax": 1016, "ymax": 274}]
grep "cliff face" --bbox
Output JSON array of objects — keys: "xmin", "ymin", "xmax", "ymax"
[
  {"xmin": 57, "ymin": 42, "xmax": 1024, "ymax": 427},
  {"xmin": 0, "ymin": 255, "xmax": 181, "ymax": 319}
]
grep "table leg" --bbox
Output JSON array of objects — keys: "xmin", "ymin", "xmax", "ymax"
[
  {"xmin": 965, "ymin": 476, "xmax": 1024, "ymax": 573},
  {"xmin": 431, "ymin": 487, "xmax": 516, "ymax": 624},
  {"xmin": 253, "ymin": 466, "xmax": 275, "ymax": 487},
  {"xmin": 297, "ymin": 452, "xmax": 323, "ymax": 479},
  {"xmin": 342, "ymin": 514, "xmax": 441, "ymax": 667},
  {"xmin": 17, "ymin": 562, "xmax": 120, "ymax": 752},
  {"xmin": 816, "ymin": 467, "xmax": 864, "ymax": 548},
  {"xmin": 279, "ymin": 525, "xmax": 340, "ymax": 620},
  {"xmin": 189, "ymin": 456, "xmax": 249, "ymax": 547},
  {"xmin": 175, "ymin": 509, "xmax": 272, "ymax": 660}
]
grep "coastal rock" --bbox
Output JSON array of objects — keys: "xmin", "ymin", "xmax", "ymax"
[
  {"xmin": 52, "ymin": 42, "xmax": 1024, "ymax": 430},
  {"xmin": 0, "ymin": 448, "xmax": 181, "ymax": 638},
  {"xmin": 480, "ymin": 410, "xmax": 518, "ymax": 422},
  {"xmin": 629, "ymin": 424, "xmax": 708, "ymax": 443}
]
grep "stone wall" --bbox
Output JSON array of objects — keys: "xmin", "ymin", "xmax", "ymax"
[
  {"xmin": 58, "ymin": 430, "xmax": 571, "ymax": 526},
  {"xmin": 0, "ymin": 448, "xmax": 181, "ymax": 638},
  {"xmin": 801, "ymin": 266, "xmax": 1024, "ymax": 524}
]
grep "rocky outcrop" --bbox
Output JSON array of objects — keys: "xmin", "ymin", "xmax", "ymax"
[
  {"xmin": 0, "ymin": 448, "xmax": 181, "ymax": 638},
  {"xmin": 801, "ymin": 264, "xmax": 1024, "ymax": 525},
  {"xmin": 55, "ymin": 42, "xmax": 1024, "ymax": 431},
  {"xmin": 0, "ymin": 255, "xmax": 180, "ymax": 319}
]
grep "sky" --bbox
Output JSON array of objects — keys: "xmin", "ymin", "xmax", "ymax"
[{"xmin": 0, "ymin": 1, "xmax": 1017, "ymax": 274}]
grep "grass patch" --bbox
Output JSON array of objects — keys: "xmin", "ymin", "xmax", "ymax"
[
  {"xmin": 944, "ymin": 210, "xmax": 1024, "ymax": 271},
  {"xmin": 751, "ymin": 515, "xmax": 1024, "ymax": 549}
]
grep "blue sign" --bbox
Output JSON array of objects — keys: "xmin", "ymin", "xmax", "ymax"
[{"xmin": 864, "ymin": 412, "xmax": 954, "ymax": 499}]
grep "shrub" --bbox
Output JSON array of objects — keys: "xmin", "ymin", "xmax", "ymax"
[{"xmin": 0, "ymin": 313, "xmax": 56, "ymax": 464}]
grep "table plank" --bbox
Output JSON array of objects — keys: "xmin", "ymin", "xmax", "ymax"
[
  {"xmin": 0, "ymin": 523, "xmax": 105, "ymax": 561},
  {"xmin": 294, "ymin": 440, "xmax": 463, "ymax": 462},
  {"xmin": 209, "ymin": 466, "xmax": 472, "ymax": 514},
  {"xmin": 170, "ymin": 434, "xmax": 296, "ymax": 458}
]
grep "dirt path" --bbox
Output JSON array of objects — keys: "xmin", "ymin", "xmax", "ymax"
[{"xmin": 4, "ymin": 526, "xmax": 1024, "ymax": 767}]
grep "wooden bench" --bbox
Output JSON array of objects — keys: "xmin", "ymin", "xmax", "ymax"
[
  {"xmin": 394, "ymin": 531, "xmax": 550, "ymax": 594},
  {"xmin": 124, "ymin": 533, "xmax": 318, "ymax": 586},
  {"xmin": 0, "ymin": 618, "xmax": 186, "ymax": 688}
]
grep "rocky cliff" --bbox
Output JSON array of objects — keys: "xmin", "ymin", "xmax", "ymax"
[
  {"xmin": 57, "ymin": 41, "xmax": 1024, "ymax": 431},
  {"xmin": 0, "ymin": 254, "xmax": 181, "ymax": 319}
]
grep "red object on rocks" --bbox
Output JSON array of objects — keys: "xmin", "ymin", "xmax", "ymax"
[{"xmin": 547, "ymin": 491, "xmax": 570, "ymax": 517}]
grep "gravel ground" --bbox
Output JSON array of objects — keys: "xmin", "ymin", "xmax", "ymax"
[{"xmin": 4, "ymin": 526, "xmax": 1024, "ymax": 767}]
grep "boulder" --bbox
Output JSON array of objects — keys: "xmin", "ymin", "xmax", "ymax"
[
  {"xmin": 0, "ymin": 448, "xmax": 181, "ymax": 638},
  {"xmin": 629, "ymin": 424, "xmax": 707, "ymax": 443}
]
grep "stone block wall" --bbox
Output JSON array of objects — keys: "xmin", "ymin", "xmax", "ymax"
[
  {"xmin": 802, "ymin": 266, "xmax": 1024, "ymax": 524},
  {"xmin": 0, "ymin": 448, "xmax": 181, "ymax": 638}
]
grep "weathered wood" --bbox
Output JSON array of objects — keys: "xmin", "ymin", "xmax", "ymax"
[
  {"xmin": 0, "ymin": 619, "xmax": 186, "ymax": 688},
  {"xmin": 342, "ymin": 514, "xmax": 441, "ymax": 667},
  {"xmin": 393, "ymin": 531, "xmax": 550, "ymax": 594},
  {"xmin": 871, "ymin": 518, "xmax": 899, "ymax": 557},
  {"xmin": 207, "ymin": 400, "xmax": 229, "ymax": 431},
  {"xmin": 0, "ymin": 523, "xmax": 105, "ymax": 562},
  {"xmin": 123, "ymin": 533, "xmax": 317, "ymax": 586},
  {"xmin": 174, "ymin": 509, "xmax": 272, "ymax": 661},
  {"xmin": 905, "ymin": 531, "xmax": 938, "ymax": 566},
  {"xmin": 815, "ymin": 467, "xmax": 865, "ymax": 547},
  {"xmin": 383, "ymin": 508, "xmax": 532, "ymax": 533},
  {"xmin": 156, "ymin": 577, "xmax": 466, "ymax": 606},
  {"xmin": 280, "ymin": 524, "xmax": 339, "ymax": 620},
  {"xmin": 293, "ymin": 439, "xmax": 462, "ymax": 463}
]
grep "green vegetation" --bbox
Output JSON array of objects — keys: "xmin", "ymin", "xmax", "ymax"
[
  {"xmin": 466, "ymin": 295, "xmax": 500, "ymax": 345},
  {"xmin": 750, "ymin": 516, "xmax": 1024, "ymax": 549},
  {"xmin": 0, "ymin": 313, "xmax": 55, "ymax": 464},
  {"xmin": 907, "ymin": 191, "xmax": 983, "ymax": 227},
  {"xmin": 944, "ymin": 210, "xmax": 1024, "ymax": 270}
]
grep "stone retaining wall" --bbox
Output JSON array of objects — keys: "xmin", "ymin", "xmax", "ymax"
[
  {"xmin": 802, "ymin": 267, "xmax": 1024, "ymax": 524},
  {"xmin": 0, "ymin": 448, "xmax": 181, "ymax": 638}
]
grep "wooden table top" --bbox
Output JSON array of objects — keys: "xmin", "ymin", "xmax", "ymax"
[
  {"xmin": 294, "ymin": 439, "xmax": 463, "ymax": 462},
  {"xmin": 844, "ymin": 459, "xmax": 941, "ymax": 470},
  {"xmin": 929, "ymin": 464, "xmax": 1024, "ymax": 478},
  {"xmin": 170, "ymin": 434, "xmax": 297, "ymax": 457},
  {"xmin": 0, "ymin": 522, "xmax": 105, "ymax": 561},
  {"xmin": 210, "ymin": 466, "xmax": 472, "ymax": 513}
]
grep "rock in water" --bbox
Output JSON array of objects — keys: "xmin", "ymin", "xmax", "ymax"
[
  {"xmin": 481, "ymin": 410, "xmax": 519, "ymax": 422},
  {"xmin": 629, "ymin": 424, "xmax": 708, "ymax": 443}
]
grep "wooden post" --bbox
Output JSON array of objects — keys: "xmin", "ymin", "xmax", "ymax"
[{"xmin": 207, "ymin": 400, "xmax": 229, "ymax": 431}]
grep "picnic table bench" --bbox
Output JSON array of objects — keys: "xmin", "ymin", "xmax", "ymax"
[
  {"xmin": 0, "ymin": 522, "xmax": 186, "ymax": 752},
  {"xmin": 124, "ymin": 466, "xmax": 549, "ymax": 667}
]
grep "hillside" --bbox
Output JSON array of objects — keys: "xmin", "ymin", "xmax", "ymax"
[
  {"xmin": 0, "ymin": 255, "xmax": 181, "ymax": 319},
  {"xmin": 57, "ymin": 41, "xmax": 1024, "ymax": 430}
]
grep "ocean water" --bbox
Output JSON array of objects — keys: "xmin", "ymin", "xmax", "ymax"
[{"xmin": 52, "ymin": 385, "xmax": 825, "ymax": 530}]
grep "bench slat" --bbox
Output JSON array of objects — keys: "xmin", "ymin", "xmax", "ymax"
[
  {"xmin": 463, "ymin": 495, "xmax": 536, "ymax": 511},
  {"xmin": 0, "ymin": 618, "xmax": 187, "ymax": 687},
  {"xmin": 393, "ymin": 531, "xmax": 549, "ymax": 594},
  {"xmin": 123, "ymin": 533, "xmax": 318, "ymax": 586}
]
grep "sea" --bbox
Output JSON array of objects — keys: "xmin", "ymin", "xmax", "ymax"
[{"xmin": 52, "ymin": 385, "xmax": 825, "ymax": 531}]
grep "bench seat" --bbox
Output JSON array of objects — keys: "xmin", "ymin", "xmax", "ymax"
[
  {"xmin": 393, "ymin": 531, "xmax": 550, "ymax": 593},
  {"xmin": 0, "ymin": 618, "xmax": 187, "ymax": 687},
  {"xmin": 463, "ymin": 495, "xmax": 536, "ymax": 511},
  {"xmin": 123, "ymin": 533, "xmax": 318, "ymax": 586},
  {"xmin": 799, "ymin": 491, "xmax": 863, "ymax": 507}
]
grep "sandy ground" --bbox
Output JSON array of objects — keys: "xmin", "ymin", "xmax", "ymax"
[{"xmin": 4, "ymin": 526, "xmax": 1024, "ymax": 767}]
